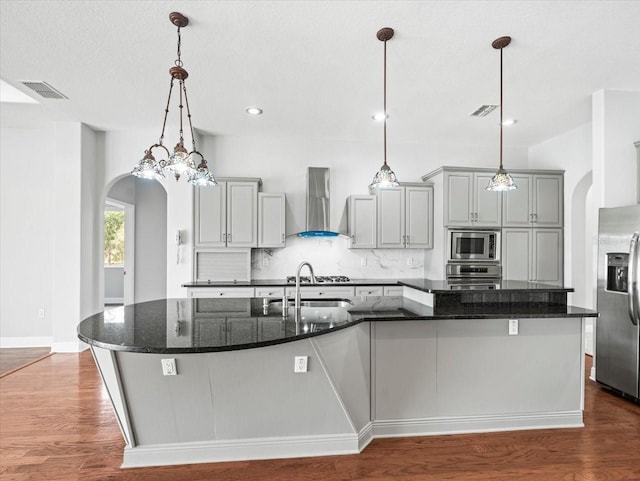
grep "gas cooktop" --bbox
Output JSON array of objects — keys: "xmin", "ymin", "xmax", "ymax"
[{"xmin": 286, "ymin": 275, "xmax": 351, "ymax": 284}]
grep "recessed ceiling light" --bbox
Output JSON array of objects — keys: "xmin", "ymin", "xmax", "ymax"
[
  {"xmin": 371, "ymin": 112, "xmax": 388, "ymax": 121},
  {"xmin": 501, "ymin": 119, "xmax": 517, "ymax": 126},
  {"xmin": 245, "ymin": 107, "xmax": 263, "ymax": 115}
]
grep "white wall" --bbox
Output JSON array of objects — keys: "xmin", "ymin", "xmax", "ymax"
[
  {"xmin": 529, "ymin": 122, "xmax": 592, "ymax": 307},
  {"xmin": 593, "ymin": 89, "xmax": 640, "ymax": 209},
  {"xmin": 134, "ymin": 179, "xmax": 167, "ymax": 302},
  {"xmin": 0, "ymin": 126, "xmax": 55, "ymax": 345}
]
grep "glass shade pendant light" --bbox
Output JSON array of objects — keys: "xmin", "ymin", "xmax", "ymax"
[
  {"xmin": 486, "ymin": 36, "xmax": 516, "ymax": 192},
  {"xmin": 132, "ymin": 12, "xmax": 216, "ymax": 187},
  {"xmin": 370, "ymin": 27, "xmax": 399, "ymax": 189}
]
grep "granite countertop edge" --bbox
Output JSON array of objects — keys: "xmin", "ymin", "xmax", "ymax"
[
  {"xmin": 78, "ymin": 304, "xmax": 597, "ymax": 354},
  {"xmin": 182, "ymin": 278, "xmax": 574, "ymax": 293}
]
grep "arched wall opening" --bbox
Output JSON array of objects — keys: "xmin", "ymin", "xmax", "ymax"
[{"xmin": 102, "ymin": 174, "xmax": 168, "ymax": 306}]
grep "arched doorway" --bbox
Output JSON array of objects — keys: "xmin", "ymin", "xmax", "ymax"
[{"xmin": 103, "ymin": 175, "xmax": 167, "ymax": 306}]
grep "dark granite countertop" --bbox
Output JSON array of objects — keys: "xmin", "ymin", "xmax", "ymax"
[
  {"xmin": 182, "ymin": 278, "xmax": 574, "ymax": 293},
  {"xmin": 78, "ymin": 296, "xmax": 597, "ymax": 354}
]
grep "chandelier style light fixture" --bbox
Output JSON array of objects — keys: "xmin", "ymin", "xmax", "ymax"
[
  {"xmin": 486, "ymin": 36, "xmax": 516, "ymax": 192},
  {"xmin": 370, "ymin": 27, "xmax": 399, "ymax": 189},
  {"xmin": 132, "ymin": 12, "xmax": 216, "ymax": 187}
]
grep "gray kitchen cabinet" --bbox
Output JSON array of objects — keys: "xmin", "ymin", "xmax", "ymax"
[
  {"xmin": 257, "ymin": 319, "xmax": 286, "ymax": 342},
  {"xmin": 355, "ymin": 285, "xmax": 384, "ymax": 296},
  {"xmin": 502, "ymin": 228, "xmax": 563, "ymax": 285},
  {"xmin": 254, "ymin": 287, "xmax": 285, "ymax": 298},
  {"xmin": 348, "ymin": 195, "xmax": 377, "ymax": 249},
  {"xmin": 194, "ymin": 318, "xmax": 226, "ymax": 346},
  {"xmin": 371, "ymin": 184, "xmax": 433, "ymax": 249},
  {"xmin": 502, "ymin": 173, "xmax": 563, "ymax": 228},
  {"xmin": 187, "ymin": 287, "xmax": 255, "ymax": 299},
  {"xmin": 194, "ymin": 178, "xmax": 261, "ymax": 248},
  {"xmin": 226, "ymin": 318, "xmax": 258, "ymax": 345},
  {"xmin": 284, "ymin": 286, "xmax": 356, "ymax": 298},
  {"xmin": 258, "ymin": 192, "xmax": 286, "ymax": 248},
  {"xmin": 444, "ymin": 171, "xmax": 501, "ymax": 227}
]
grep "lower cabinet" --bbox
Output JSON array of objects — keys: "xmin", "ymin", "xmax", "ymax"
[
  {"xmin": 502, "ymin": 228, "xmax": 563, "ymax": 285},
  {"xmin": 284, "ymin": 286, "xmax": 356, "ymax": 298},
  {"xmin": 194, "ymin": 318, "xmax": 258, "ymax": 345},
  {"xmin": 187, "ymin": 287, "xmax": 255, "ymax": 298}
]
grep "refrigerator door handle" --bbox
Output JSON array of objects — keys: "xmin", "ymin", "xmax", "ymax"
[{"xmin": 629, "ymin": 232, "xmax": 640, "ymax": 326}]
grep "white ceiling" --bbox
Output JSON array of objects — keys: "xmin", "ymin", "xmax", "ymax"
[{"xmin": 1, "ymin": 0, "xmax": 639, "ymax": 152}]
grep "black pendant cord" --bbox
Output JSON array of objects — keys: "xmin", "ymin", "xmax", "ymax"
[
  {"xmin": 383, "ymin": 37, "xmax": 388, "ymax": 168},
  {"xmin": 499, "ymin": 45, "xmax": 503, "ymax": 171}
]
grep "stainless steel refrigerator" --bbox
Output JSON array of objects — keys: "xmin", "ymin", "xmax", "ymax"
[{"xmin": 596, "ymin": 205, "xmax": 640, "ymax": 401}]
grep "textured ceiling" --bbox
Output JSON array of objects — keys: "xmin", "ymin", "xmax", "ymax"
[{"xmin": 1, "ymin": 0, "xmax": 639, "ymax": 151}]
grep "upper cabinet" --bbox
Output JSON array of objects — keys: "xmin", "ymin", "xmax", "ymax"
[
  {"xmin": 502, "ymin": 173, "xmax": 563, "ymax": 228},
  {"xmin": 348, "ymin": 195, "xmax": 377, "ymax": 249},
  {"xmin": 372, "ymin": 183, "xmax": 434, "ymax": 249},
  {"xmin": 194, "ymin": 179, "xmax": 261, "ymax": 248},
  {"xmin": 444, "ymin": 171, "xmax": 502, "ymax": 227},
  {"xmin": 258, "ymin": 192, "xmax": 286, "ymax": 248}
]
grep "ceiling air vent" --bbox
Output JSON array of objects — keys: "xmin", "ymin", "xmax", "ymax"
[
  {"xmin": 470, "ymin": 104, "xmax": 497, "ymax": 117},
  {"xmin": 20, "ymin": 81, "xmax": 67, "ymax": 99}
]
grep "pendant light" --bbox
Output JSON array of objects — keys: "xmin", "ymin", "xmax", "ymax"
[
  {"xmin": 370, "ymin": 27, "xmax": 399, "ymax": 189},
  {"xmin": 486, "ymin": 36, "xmax": 516, "ymax": 192},
  {"xmin": 132, "ymin": 12, "xmax": 216, "ymax": 187}
]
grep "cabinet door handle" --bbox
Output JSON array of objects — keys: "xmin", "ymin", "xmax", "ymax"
[
  {"xmin": 228, "ymin": 234, "xmax": 232, "ymax": 242},
  {"xmin": 406, "ymin": 235, "xmax": 410, "ymax": 245},
  {"xmin": 534, "ymin": 213, "xmax": 538, "ymax": 223},
  {"xmin": 281, "ymin": 233, "xmax": 285, "ymax": 242},
  {"xmin": 223, "ymin": 233, "xmax": 227, "ymax": 242}
]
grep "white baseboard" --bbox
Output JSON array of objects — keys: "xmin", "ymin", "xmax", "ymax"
[
  {"xmin": 120, "ymin": 411, "xmax": 584, "ymax": 468},
  {"xmin": 51, "ymin": 341, "xmax": 89, "ymax": 353},
  {"xmin": 373, "ymin": 411, "xmax": 584, "ymax": 438},
  {"xmin": 0, "ymin": 336, "xmax": 52, "ymax": 348},
  {"xmin": 122, "ymin": 432, "xmax": 362, "ymax": 468}
]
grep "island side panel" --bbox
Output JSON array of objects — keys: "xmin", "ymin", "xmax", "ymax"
[
  {"xmin": 373, "ymin": 317, "xmax": 584, "ymax": 436},
  {"xmin": 436, "ymin": 317, "xmax": 583, "ymax": 417},
  {"xmin": 373, "ymin": 321, "xmax": 438, "ymax": 421},
  {"xmin": 312, "ymin": 322, "xmax": 372, "ymax": 432},
  {"xmin": 114, "ymin": 336, "xmax": 360, "ymax": 448}
]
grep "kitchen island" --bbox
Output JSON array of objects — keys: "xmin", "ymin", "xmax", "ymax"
[{"xmin": 78, "ymin": 282, "xmax": 596, "ymax": 468}]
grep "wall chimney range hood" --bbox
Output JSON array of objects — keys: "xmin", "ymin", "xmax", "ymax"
[{"xmin": 298, "ymin": 167, "xmax": 340, "ymax": 238}]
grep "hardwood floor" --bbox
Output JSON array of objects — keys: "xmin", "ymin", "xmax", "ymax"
[
  {"xmin": 1, "ymin": 352, "xmax": 639, "ymax": 481},
  {"xmin": 0, "ymin": 348, "xmax": 52, "ymax": 378}
]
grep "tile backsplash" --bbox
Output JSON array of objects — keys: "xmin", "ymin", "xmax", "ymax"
[{"xmin": 251, "ymin": 235, "xmax": 425, "ymax": 280}]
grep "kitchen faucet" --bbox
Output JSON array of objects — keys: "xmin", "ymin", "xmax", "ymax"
[{"xmin": 294, "ymin": 261, "xmax": 316, "ymax": 310}]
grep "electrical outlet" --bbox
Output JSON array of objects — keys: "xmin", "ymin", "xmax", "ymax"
[
  {"xmin": 38, "ymin": 308, "xmax": 45, "ymax": 319},
  {"xmin": 407, "ymin": 257, "xmax": 415, "ymax": 267},
  {"xmin": 161, "ymin": 358, "xmax": 177, "ymax": 376},
  {"xmin": 509, "ymin": 319, "xmax": 519, "ymax": 336},
  {"xmin": 294, "ymin": 356, "xmax": 308, "ymax": 373},
  {"xmin": 361, "ymin": 257, "xmax": 367, "ymax": 267}
]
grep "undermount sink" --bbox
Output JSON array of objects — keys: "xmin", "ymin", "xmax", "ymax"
[
  {"xmin": 268, "ymin": 299, "xmax": 354, "ymax": 309},
  {"xmin": 264, "ymin": 299, "xmax": 353, "ymax": 326}
]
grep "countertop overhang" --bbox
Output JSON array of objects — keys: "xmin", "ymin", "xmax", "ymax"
[
  {"xmin": 78, "ymin": 294, "xmax": 596, "ymax": 354},
  {"xmin": 182, "ymin": 278, "xmax": 574, "ymax": 294}
]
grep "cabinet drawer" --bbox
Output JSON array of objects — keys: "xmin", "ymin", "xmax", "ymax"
[
  {"xmin": 255, "ymin": 287, "xmax": 285, "ymax": 298},
  {"xmin": 355, "ymin": 286, "xmax": 384, "ymax": 296},
  {"xmin": 188, "ymin": 287, "xmax": 255, "ymax": 298},
  {"xmin": 285, "ymin": 286, "xmax": 355, "ymax": 298},
  {"xmin": 383, "ymin": 285, "xmax": 404, "ymax": 296}
]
